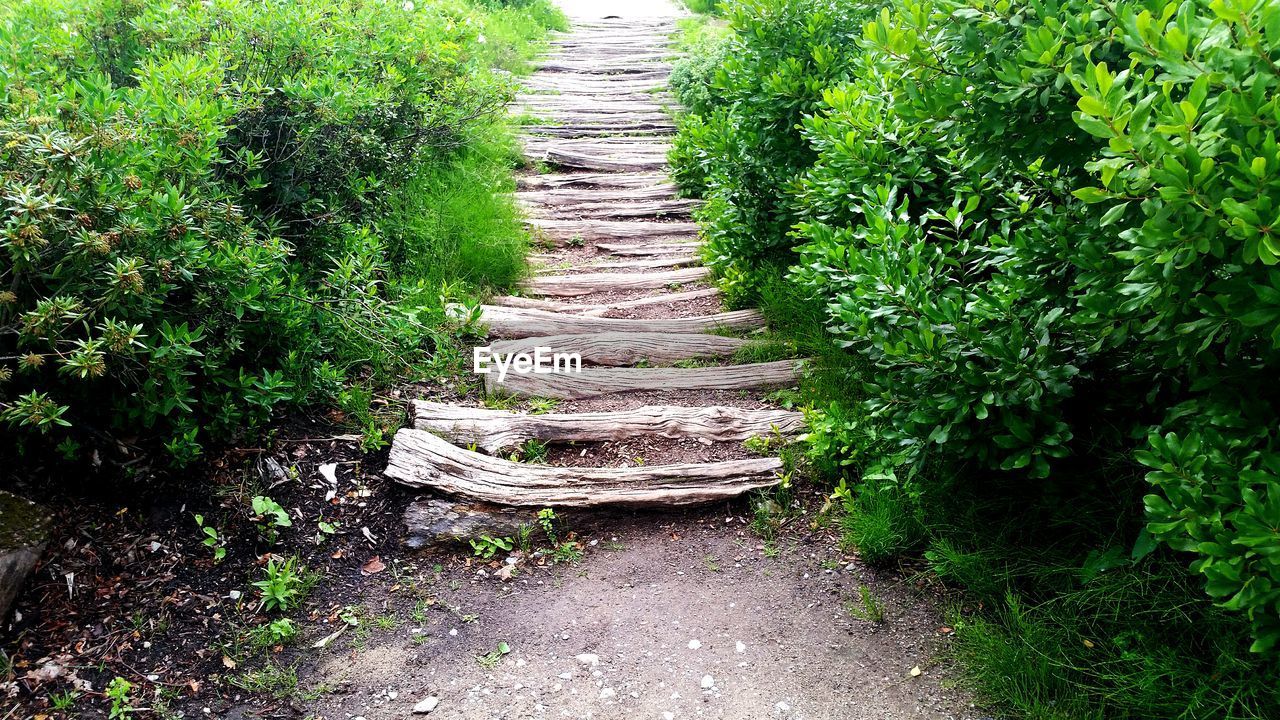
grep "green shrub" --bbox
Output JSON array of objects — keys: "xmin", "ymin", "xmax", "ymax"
[
  {"xmin": 0, "ymin": 0, "xmax": 561, "ymax": 463},
  {"xmin": 674, "ymin": 0, "xmax": 1280, "ymax": 712}
]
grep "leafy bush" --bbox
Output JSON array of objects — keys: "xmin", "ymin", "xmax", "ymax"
[
  {"xmin": 0, "ymin": 0, "xmax": 560, "ymax": 463},
  {"xmin": 673, "ymin": 0, "xmax": 1280, "ymax": 712}
]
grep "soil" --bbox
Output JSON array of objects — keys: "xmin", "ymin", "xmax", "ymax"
[{"xmin": 296, "ymin": 504, "xmax": 976, "ymax": 720}]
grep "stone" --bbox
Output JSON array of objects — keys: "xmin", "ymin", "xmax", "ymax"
[
  {"xmin": 599, "ymin": 688, "xmax": 616, "ymax": 699},
  {"xmin": 0, "ymin": 491, "xmax": 52, "ymax": 621},
  {"xmin": 700, "ymin": 675, "xmax": 714, "ymax": 690},
  {"xmin": 575, "ymin": 653, "xmax": 601, "ymax": 666},
  {"xmin": 412, "ymin": 696, "xmax": 440, "ymax": 714}
]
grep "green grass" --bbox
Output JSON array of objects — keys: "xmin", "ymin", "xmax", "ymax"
[{"xmin": 383, "ymin": 124, "xmax": 529, "ymax": 295}]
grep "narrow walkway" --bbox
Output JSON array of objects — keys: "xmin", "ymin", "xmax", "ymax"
[{"xmin": 303, "ymin": 5, "xmax": 973, "ymax": 720}]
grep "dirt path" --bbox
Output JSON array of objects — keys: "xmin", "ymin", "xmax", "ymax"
[{"xmin": 299, "ymin": 4, "xmax": 976, "ymax": 719}]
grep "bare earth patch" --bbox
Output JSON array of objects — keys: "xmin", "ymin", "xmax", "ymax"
[{"xmin": 298, "ymin": 505, "xmax": 976, "ymax": 720}]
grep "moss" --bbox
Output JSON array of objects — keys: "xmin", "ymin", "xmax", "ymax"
[{"xmin": 0, "ymin": 491, "xmax": 52, "ymax": 550}]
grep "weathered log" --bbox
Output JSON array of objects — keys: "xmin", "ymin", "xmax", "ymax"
[
  {"xmin": 487, "ymin": 360, "xmax": 805, "ymax": 400},
  {"xmin": 517, "ymin": 173, "xmax": 672, "ymax": 191},
  {"xmin": 521, "ymin": 125, "xmax": 675, "ymax": 138},
  {"xmin": 411, "ymin": 401, "xmax": 804, "ymax": 452},
  {"xmin": 535, "ymin": 61, "xmax": 671, "ymax": 74},
  {"xmin": 521, "ymin": 267, "xmax": 709, "ymax": 297},
  {"xmin": 518, "ymin": 100, "xmax": 671, "ymax": 114},
  {"xmin": 463, "ymin": 304, "xmax": 763, "ymax": 338},
  {"xmin": 588, "ymin": 255, "xmax": 699, "ymax": 270},
  {"xmin": 403, "ymin": 499, "xmax": 540, "ymax": 549},
  {"xmin": 386, "ymin": 429, "xmax": 782, "ymax": 507},
  {"xmin": 521, "ymin": 199, "xmax": 696, "ymax": 220},
  {"xmin": 487, "ymin": 331, "xmax": 747, "ymax": 366},
  {"xmin": 534, "ymin": 148, "xmax": 668, "ymax": 172},
  {"xmin": 596, "ymin": 241, "xmax": 702, "ymax": 256},
  {"xmin": 527, "ymin": 218, "xmax": 698, "ymax": 242},
  {"xmin": 0, "ymin": 491, "xmax": 52, "ymax": 620},
  {"xmin": 519, "ymin": 92, "xmax": 670, "ymax": 106},
  {"xmin": 517, "ymin": 186, "xmax": 680, "ymax": 205},
  {"xmin": 486, "ymin": 287, "xmax": 720, "ymax": 317}
]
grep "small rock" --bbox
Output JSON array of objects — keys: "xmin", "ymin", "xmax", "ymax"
[
  {"xmin": 576, "ymin": 653, "xmax": 601, "ymax": 666},
  {"xmin": 776, "ymin": 701, "xmax": 791, "ymax": 711},
  {"xmin": 663, "ymin": 713, "xmax": 675, "ymax": 720},
  {"xmin": 687, "ymin": 639, "xmax": 701, "ymax": 650},
  {"xmin": 735, "ymin": 641, "xmax": 746, "ymax": 653},
  {"xmin": 599, "ymin": 688, "xmax": 616, "ymax": 700},
  {"xmin": 700, "ymin": 675, "xmax": 714, "ymax": 690},
  {"xmin": 412, "ymin": 697, "xmax": 439, "ymax": 714}
]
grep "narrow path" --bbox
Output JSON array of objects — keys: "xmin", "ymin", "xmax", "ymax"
[{"xmin": 302, "ymin": 5, "xmax": 974, "ymax": 719}]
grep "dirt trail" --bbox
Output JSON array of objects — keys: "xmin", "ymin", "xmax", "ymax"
[{"xmin": 300, "ymin": 3, "xmax": 977, "ymax": 718}]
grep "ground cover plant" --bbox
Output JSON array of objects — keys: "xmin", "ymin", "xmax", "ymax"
[
  {"xmin": 0, "ymin": 0, "xmax": 564, "ymax": 466},
  {"xmin": 672, "ymin": 0, "xmax": 1280, "ymax": 717}
]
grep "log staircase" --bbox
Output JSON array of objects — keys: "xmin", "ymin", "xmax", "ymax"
[{"xmin": 385, "ymin": 15, "xmax": 803, "ymax": 508}]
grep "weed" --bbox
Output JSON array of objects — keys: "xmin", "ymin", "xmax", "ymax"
[
  {"xmin": 106, "ymin": 677, "xmax": 133, "ymax": 719},
  {"xmin": 230, "ymin": 662, "xmax": 299, "ymax": 699},
  {"xmin": 193, "ymin": 514, "xmax": 226, "ymax": 562},
  {"xmin": 253, "ymin": 556, "xmax": 305, "ymax": 612},
  {"xmin": 516, "ymin": 523, "xmax": 535, "ymax": 553},
  {"xmin": 248, "ymin": 618, "xmax": 298, "ymax": 651},
  {"xmin": 552, "ymin": 542, "xmax": 584, "ymax": 564},
  {"xmin": 845, "ymin": 586, "xmax": 886, "ymax": 624},
  {"xmin": 511, "ymin": 439, "xmax": 548, "ymax": 464},
  {"xmin": 538, "ymin": 508, "xmax": 559, "ymax": 545},
  {"xmin": 50, "ymin": 689, "xmax": 78, "ymax": 712},
  {"xmin": 411, "ymin": 599, "xmax": 432, "ymax": 624},
  {"xmin": 703, "ymin": 555, "xmax": 720, "ymax": 572},
  {"xmin": 475, "ymin": 641, "xmax": 512, "ymax": 669},
  {"xmin": 470, "ymin": 535, "xmax": 514, "ymax": 560},
  {"xmin": 250, "ymin": 495, "xmax": 293, "ymax": 544},
  {"xmin": 527, "ymin": 397, "xmax": 559, "ymax": 414}
]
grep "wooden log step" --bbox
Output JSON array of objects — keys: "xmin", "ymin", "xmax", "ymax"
[
  {"xmin": 587, "ymin": 255, "xmax": 699, "ymax": 270},
  {"xmin": 520, "ymin": 93, "xmax": 672, "ymax": 106},
  {"xmin": 387, "ymin": 428, "xmax": 782, "ymax": 507},
  {"xmin": 488, "ymin": 332, "xmax": 745, "ymax": 367},
  {"xmin": 487, "ymin": 287, "xmax": 721, "ymax": 317},
  {"xmin": 464, "ymin": 305, "xmax": 763, "ymax": 338},
  {"xmin": 597, "ymin": 241, "xmax": 702, "ymax": 256},
  {"xmin": 528, "ymin": 218, "xmax": 698, "ymax": 241},
  {"xmin": 518, "ymin": 173, "xmax": 671, "ymax": 191},
  {"xmin": 523, "ymin": 80, "xmax": 667, "ymax": 94},
  {"xmin": 525, "ymin": 136, "xmax": 674, "ymax": 148},
  {"xmin": 517, "ymin": 103, "xmax": 672, "ymax": 116},
  {"xmin": 404, "ymin": 498, "xmax": 541, "ymax": 549},
  {"xmin": 529, "ymin": 148, "xmax": 668, "ymax": 173},
  {"xmin": 486, "ymin": 360, "xmax": 805, "ymax": 400},
  {"xmin": 521, "ymin": 125, "xmax": 675, "ymax": 138},
  {"xmin": 522, "ymin": 199, "xmax": 696, "ymax": 220},
  {"xmin": 528, "ymin": 69, "xmax": 671, "ymax": 82},
  {"xmin": 411, "ymin": 401, "xmax": 804, "ymax": 452},
  {"xmin": 514, "ymin": 109, "xmax": 674, "ymax": 124},
  {"xmin": 522, "ymin": 267, "xmax": 709, "ymax": 297},
  {"xmin": 517, "ymin": 186, "xmax": 680, "ymax": 205},
  {"xmin": 536, "ymin": 62, "xmax": 671, "ymax": 75}
]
